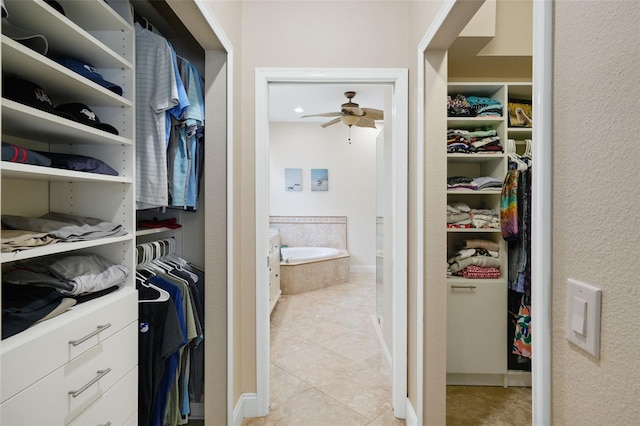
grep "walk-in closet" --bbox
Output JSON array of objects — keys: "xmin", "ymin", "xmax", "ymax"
[
  {"xmin": 1, "ymin": 0, "xmax": 229, "ymax": 424},
  {"xmin": 443, "ymin": 1, "xmax": 533, "ymax": 423}
]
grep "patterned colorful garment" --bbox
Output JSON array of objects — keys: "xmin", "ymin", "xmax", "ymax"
[
  {"xmin": 501, "ymin": 168, "xmax": 519, "ymax": 241},
  {"xmin": 512, "ymin": 293, "xmax": 532, "ymax": 358}
]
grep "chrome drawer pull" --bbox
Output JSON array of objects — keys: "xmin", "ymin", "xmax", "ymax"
[
  {"xmin": 99, "ymin": 422, "xmax": 112, "ymax": 426},
  {"xmin": 451, "ymin": 285, "xmax": 477, "ymax": 290},
  {"xmin": 68, "ymin": 368, "xmax": 112, "ymax": 398},
  {"xmin": 68, "ymin": 323, "xmax": 112, "ymax": 346}
]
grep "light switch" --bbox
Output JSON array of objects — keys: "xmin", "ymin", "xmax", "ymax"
[
  {"xmin": 571, "ymin": 296, "xmax": 587, "ymax": 335},
  {"xmin": 566, "ymin": 279, "xmax": 602, "ymax": 358}
]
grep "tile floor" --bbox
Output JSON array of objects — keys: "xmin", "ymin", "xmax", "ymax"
[
  {"xmin": 242, "ymin": 272, "xmax": 404, "ymax": 426},
  {"xmin": 239, "ymin": 272, "xmax": 532, "ymax": 426}
]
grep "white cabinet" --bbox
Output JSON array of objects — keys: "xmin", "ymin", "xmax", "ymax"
[
  {"xmin": 1, "ymin": 0, "xmax": 136, "ymax": 421},
  {"xmin": 446, "ymin": 82, "xmax": 531, "ymax": 383},
  {"xmin": 447, "ymin": 279, "xmax": 507, "ymax": 374},
  {"xmin": 268, "ymin": 229, "xmax": 281, "ymax": 313}
]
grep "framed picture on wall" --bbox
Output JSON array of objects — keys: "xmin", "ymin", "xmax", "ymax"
[
  {"xmin": 311, "ymin": 168, "xmax": 328, "ymax": 191},
  {"xmin": 284, "ymin": 168, "xmax": 302, "ymax": 191}
]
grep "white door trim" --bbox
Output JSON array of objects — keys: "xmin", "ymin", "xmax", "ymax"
[
  {"xmin": 416, "ymin": 0, "xmax": 553, "ymax": 424},
  {"xmin": 254, "ymin": 67, "xmax": 408, "ymax": 418}
]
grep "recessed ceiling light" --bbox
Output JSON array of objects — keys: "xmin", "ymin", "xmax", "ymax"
[{"xmin": 294, "ymin": 106, "xmax": 304, "ymax": 113}]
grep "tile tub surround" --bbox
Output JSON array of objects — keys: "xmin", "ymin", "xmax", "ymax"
[
  {"xmin": 280, "ymin": 251, "xmax": 350, "ymax": 295},
  {"xmin": 269, "ymin": 216, "xmax": 348, "ymax": 250}
]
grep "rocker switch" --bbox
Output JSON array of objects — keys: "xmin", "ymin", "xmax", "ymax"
[{"xmin": 571, "ymin": 297, "xmax": 587, "ymax": 336}]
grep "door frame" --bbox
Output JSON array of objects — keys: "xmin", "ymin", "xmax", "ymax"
[
  {"xmin": 254, "ymin": 67, "xmax": 409, "ymax": 417},
  {"xmin": 415, "ymin": 0, "xmax": 552, "ymax": 424}
]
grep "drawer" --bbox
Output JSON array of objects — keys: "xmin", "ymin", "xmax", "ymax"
[
  {"xmin": 1, "ymin": 288, "xmax": 137, "ymax": 402},
  {"xmin": 446, "ymin": 280, "xmax": 507, "ymax": 374},
  {"xmin": 68, "ymin": 366, "xmax": 137, "ymax": 426},
  {"xmin": 1, "ymin": 321, "xmax": 138, "ymax": 425}
]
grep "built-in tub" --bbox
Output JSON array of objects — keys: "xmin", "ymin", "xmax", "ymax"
[{"xmin": 279, "ymin": 246, "xmax": 350, "ymax": 295}]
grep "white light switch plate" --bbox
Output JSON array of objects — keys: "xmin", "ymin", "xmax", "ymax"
[{"xmin": 566, "ymin": 278, "xmax": 602, "ymax": 358}]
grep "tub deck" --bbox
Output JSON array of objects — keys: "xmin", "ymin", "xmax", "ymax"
[{"xmin": 280, "ymin": 250, "xmax": 350, "ymax": 295}]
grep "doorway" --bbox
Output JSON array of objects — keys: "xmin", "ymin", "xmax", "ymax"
[
  {"xmin": 254, "ymin": 68, "xmax": 408, "ymax": 418},
  {"xmin": 416, "ymin": 0, "xmax": 552, "ymax": 424}
]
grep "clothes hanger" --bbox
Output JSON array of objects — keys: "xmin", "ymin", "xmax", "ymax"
[{"xmin": 135, "ymin": 245, "xmax": 170, "ymax": 303}]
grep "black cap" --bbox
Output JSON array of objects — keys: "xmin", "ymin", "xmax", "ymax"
[
  {"xmin": 54, "ymin": 103, "xmax": 119, "ymax": 135},
  {"xmin": 2, "ymin": 77, "xmax": 74, "ymax": 120}
]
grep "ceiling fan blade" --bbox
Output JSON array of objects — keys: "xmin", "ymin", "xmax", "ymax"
[
  {"xmin": 301, "ymin": 112, "xmax": 343, "ymax": 118},
  {"xmin": 342, "ymin": 106, "xmax": 364, "ymax": 116},
  {"xmin": 362, "ymin": 108, "xmax": 384, "ymax": 120},
  {"xmin": 355, "ymin": 117, "xmax": 377, "ymax": 128},
  {"xmin": 321, "ymin": 117, "xmax": 342, "ymax": 128}
]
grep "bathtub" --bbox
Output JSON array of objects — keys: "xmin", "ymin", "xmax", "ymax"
[
  {"xmin": 279, "ymin": 246, "xmax": 350, "ymax": 294},
  {"xmin": 281, "ymin": 246, "xmax": 342, "ymax": 263}
]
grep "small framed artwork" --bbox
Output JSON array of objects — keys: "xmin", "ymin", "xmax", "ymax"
[
  {"xmin": 284, "ymin": 168, "xmax": 302, "ymax": 191},
  {"xmin": 311, "ymin": 168, "xmax": 328, "ymax": 191},
  {"xmin": 508, "ymin": 99, "xmax": 533, "ymax": 128}
]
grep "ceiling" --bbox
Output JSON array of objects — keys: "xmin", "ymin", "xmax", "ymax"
[{"xmin": 268, "ymin": 84, "xmax": 386, "ymax": 124}]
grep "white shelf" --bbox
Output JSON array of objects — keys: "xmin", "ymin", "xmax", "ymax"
[
  {"xmin": 447, "ymin": 153, "xmax": 506, "ymax": 161},
  {"xmin": 136, "ymin": 227, "xmax": 179, "ymax": 237},
  {"xmin": 447, "ymin": 227, "xmax": 501, "ymax": 233},
  {"xmin": 3, "ymin": 0, "xmax": 133, "ymax": 69},
  {"xmin": 1, "ymin": 37, "xmax": 133, "ymax": 107},
  {"xmin": 1, "ymin": 234, "xmax": 133, "ymax": 263},
  {"xmin": 1, "ymin": 99, "xmax": 132, "ymax": 146},
  {"xmin": 447, "ymin": 189, "xmax": 502, "ymax": 195},
  {"xmin": 1, "ymin": 161, "xmax": 132, "ymax": 184},
  {"xmin": 447, "ymin": 117, "xmax": 504, "ymax": 128}
]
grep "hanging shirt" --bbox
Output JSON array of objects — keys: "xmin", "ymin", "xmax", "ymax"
[{"xmin": 135, "ymin": 23, "xmax": 179, "ymax": 209}]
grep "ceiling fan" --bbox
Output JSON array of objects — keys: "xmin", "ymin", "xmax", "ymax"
[{"xmin": 301, "ymin": 91, "xmax": 384, "ymax": 129}]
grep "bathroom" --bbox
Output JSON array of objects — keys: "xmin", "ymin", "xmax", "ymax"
[{"xmin": 268, "ymin": 84, "xmax": 389, "ymax": 294}]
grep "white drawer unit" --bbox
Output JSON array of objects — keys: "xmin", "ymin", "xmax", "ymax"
[
  {"xmin": 1, "ymin": 288, "xmax": 138, "ymax": 403},
  {"xmin": 68, "ymin": 366, "xmax": 138, "ymax": 426},
  {"xmin": 1, "ymin": 320, "xmax": 138, "ymax": 425}
]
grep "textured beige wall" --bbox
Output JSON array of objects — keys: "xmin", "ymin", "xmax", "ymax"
[{"xmin": 553, "ymin": 1, "xmax": 640, "ymax": 423}]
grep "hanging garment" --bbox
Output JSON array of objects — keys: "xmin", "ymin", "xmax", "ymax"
[{"xmin": 135, "ymin": 22, "xmax": 179, "ymax": 209}]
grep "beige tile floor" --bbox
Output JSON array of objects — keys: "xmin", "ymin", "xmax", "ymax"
[
  {"xmin": 239, "ymin": 272, "xmax": 532, "ymax": 426},
  {"xmin": 242, "ymin": 273, "xmax": 404, "ymax": 426}
]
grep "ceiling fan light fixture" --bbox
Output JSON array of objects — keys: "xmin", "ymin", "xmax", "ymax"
[{"xmin": 342, "ymin": 115, "xmax": 360, "ymax": 126}]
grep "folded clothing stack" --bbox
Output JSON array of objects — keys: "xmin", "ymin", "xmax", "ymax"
[
  {"xmin": 447, "ymin": 238, "xmax": 501, "ymax": 279},
  {"xmin": 447, "ymin": 201, "xmax": 500, "ymax": 229}
]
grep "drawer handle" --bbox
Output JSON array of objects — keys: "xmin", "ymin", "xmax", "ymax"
[
  {"xmin": 69, "ymin": 323, "xmax": 112, "ymax": 346},
  {"xmin": 68, "ymin": 368, "xmax": 112, "ymax": 398},
  {"xmin": 451, "ymin": 285, "xmax": 477, "ymax": 290}
]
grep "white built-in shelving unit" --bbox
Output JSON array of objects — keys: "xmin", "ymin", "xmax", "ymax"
[
  {"xmin": 446, "ymin": 82, "xmax": 532, "ymax": 386},
  {"xmin": 1, "ymin": 0, "xmax": 137, "ymax": 423}
]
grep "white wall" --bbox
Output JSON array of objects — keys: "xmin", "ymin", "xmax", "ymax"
[{"xmin": 269, "ymin": 122, "xmax": 379, "ymax": 270}]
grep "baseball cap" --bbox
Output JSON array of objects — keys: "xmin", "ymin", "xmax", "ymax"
[
  {"xmin": 54, "ymin": 103, "xmax": 119, "ymax": 135},
  {"xmin": 2, "ymin": 77, "xmax": 75, "ymax": 121},
  {"xmin": 1, "ymin": 17, "xmax": 48, "ymax": 55},
  {"xmin": 53, "ymin": 58, "xmax": 123, "ymax": 96}
]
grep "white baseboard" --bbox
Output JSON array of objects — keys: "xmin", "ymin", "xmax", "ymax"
[
  {"xmin": 405, "ymin": 398, "xmax": 418, "ymax": 426},
  {"xmin": 371, "ymin": 315, "xmax": 392, "ymax": 368},
  {"xmin": 232, "ymin": 393, "xmax": 257, "ymax": 426},
  {"xmin": 350, "ymin": 265, "xmax": 376, "ymax": 273}
]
